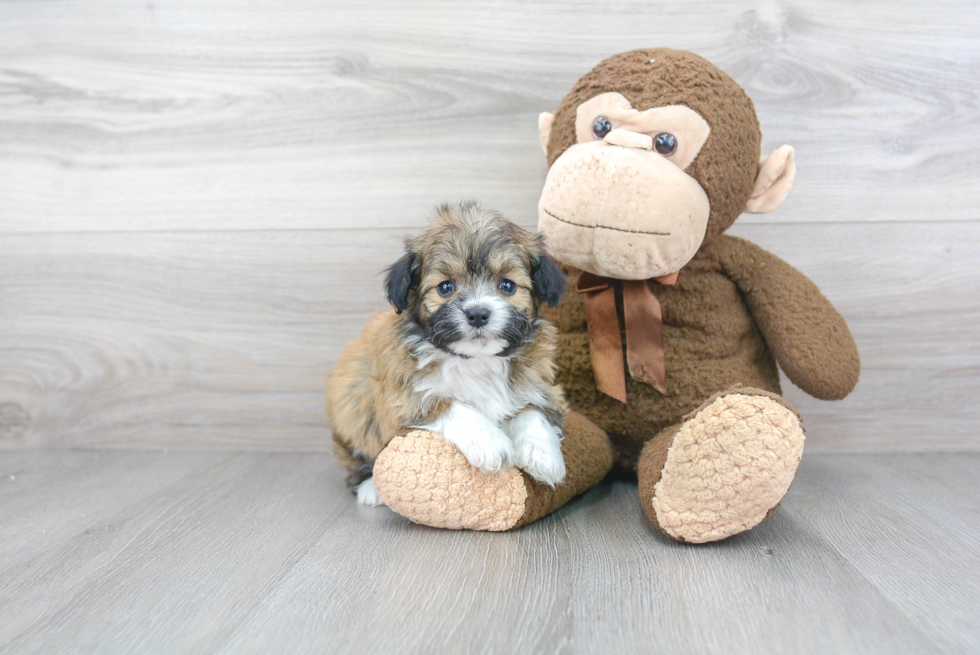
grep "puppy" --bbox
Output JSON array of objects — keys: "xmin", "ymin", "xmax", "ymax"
[{"xmin": 326, "ymin": 202, "xmax": 568, "ymax": 506}]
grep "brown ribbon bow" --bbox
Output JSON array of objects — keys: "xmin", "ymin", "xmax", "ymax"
[{"xmin": 576, "ymin": 271, "xmax": 679, "ymax": 404}]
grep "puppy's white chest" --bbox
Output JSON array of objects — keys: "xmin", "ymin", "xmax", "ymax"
[{"xmin": 415, "ymin": 355, "xmax": 518, "ymax": 424}]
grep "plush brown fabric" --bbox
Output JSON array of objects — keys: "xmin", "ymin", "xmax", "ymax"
[
  {"xmin": 635, "ymin": 423, "xmax": 682, "ymax": 534},
  {"xmin": 637, "ymin": 385, "xmax": 804, "ymax": 542},
  {"xmin": 713, "ymin": 237, "xmax": 861, "ymax": 400},
  {"xmin": 511, "ymin": 410, "xmax": 614, "ymax": 529},
  {"xmin": 369, "ymin": 48, "xmax": 859, "ymax": 543},
  {"xmin": 541, "ymin": 231, "xmax": 859, "ymax": 471},
  {"xmin": 546, "ymin": 48, "xmax": 762, "ymax": 242},
  {"xmin": 372, "ymin": 411, "xmax": 613, "ymax": 531},
  {"xmin": 544, "ymin": 249, "xmax": 771, "ymax": 471}
]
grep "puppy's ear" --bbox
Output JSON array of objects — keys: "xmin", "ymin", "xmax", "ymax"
[
  {"xmin": 384, "ymin": 251, "xmax": 417, "ymax": 314},
  {"xmin": 532, "ymin": 254, "xmax": 565, "ymax": 308}
]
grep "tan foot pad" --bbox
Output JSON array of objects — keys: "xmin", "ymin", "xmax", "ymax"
[
  {"xmin": 373, "ymin": 430, "xmax": 528, "ymax": 532},
  {"xmin": 652, "ymin": 394, "xmax": 805, "ymax": 543}
]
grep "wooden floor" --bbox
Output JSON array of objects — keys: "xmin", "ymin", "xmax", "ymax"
[{"xmin": 1, "ymin": 451, "xmax": 977, "ymax": 655}]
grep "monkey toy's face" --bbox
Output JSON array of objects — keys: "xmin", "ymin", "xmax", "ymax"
[
  {"xmin": 538, "ymin": 91, "xmax": 713, "ymax": 280},
  {"xmin": 536, "ymin": 49, "xmax": 797, "ymax": 281}
]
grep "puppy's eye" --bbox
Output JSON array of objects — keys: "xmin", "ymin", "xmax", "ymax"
[
  {"xmin": 592, "ymin": 116, "xmax": 613, "ymax": 139},
  {"xmin": 654, "ymin": 133, "xmax": 677, "ymax": 156},
  {"xmin": 436, "ymin": 280, "xmax": 455, "ymax": 297},
  {"xmin": 498, "ymin": 279, "xmax": 517, "ymax": 295}
]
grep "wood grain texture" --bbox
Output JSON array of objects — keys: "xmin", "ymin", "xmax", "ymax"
[
  {"xmin": 1, "ymin": 0, "xmax": 978, "ymax": 453},
  {"xmin": 560, "ymin": 482, "xmax": 941, "ymax": 654},
  {"xmin": 0, "ymin": 452, "xmax": 345, "ymax": 652},
  {"xmin": 2, "ymin": 222, "xmax": 978, "ymax": 452},
  {"xmin": 788, "ymin": 454, "xmax": 980, "ymax": 655},
  {"xmin": 0, "ymin": 0, "xmax": 978, "ymax": 233},
  {"xmin": 2, "ymin": 451, "xmax": 976, "ymax": 654},
  {"xmin": 0, "ymin": 450, "xmax": 229, "ymax": 570}
]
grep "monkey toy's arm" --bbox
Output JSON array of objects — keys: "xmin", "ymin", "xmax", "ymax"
[{"xmin": 714, "ymin": 235, "xmax": 860, "ymax": 400}]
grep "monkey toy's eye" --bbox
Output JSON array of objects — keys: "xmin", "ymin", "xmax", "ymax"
[
  {"xmin": 498, "ymin": 278, "xmax": 517, "ymax": 295},
  {"xmin": 592, "ymin": 116, "xmax": 613, "ymax": 139},
  {"xmin": 654, "ymin": 133, "xmax": 677, "ymax": 156},
  {"xmin": 436, "ymin": 280, "xmax": 455, "ymax": 297}
]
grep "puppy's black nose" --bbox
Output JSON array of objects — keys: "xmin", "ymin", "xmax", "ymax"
[{"xmin": 465, "ymin": 306, "xmax": 491, "ymax": 328}]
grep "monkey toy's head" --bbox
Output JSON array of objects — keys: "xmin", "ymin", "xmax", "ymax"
[{"xmin": 537, "ymin": 48, "xmax": 796, "ymax": 280}]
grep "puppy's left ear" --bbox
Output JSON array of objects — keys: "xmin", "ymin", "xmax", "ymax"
[
  {"xmin": 532, "ymin": 254, "xmax": 565, "ymax": 308},
  {"xmin": 384, "ymin": 251, "xmax": 417, "ymax": 314}
]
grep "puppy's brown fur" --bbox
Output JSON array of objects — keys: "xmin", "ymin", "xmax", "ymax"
[{"xmin": 326, "ymin": 203, "xmax": 567, "ymax": 488}]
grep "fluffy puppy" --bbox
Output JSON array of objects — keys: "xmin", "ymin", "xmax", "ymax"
[{"xmin": 326, "ymin": 202, "xmax": 568, "ymax": 506}]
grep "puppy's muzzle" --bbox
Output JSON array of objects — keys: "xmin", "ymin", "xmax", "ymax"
[{"xmin": 465, "ymin": 305, "xmax": 492, "ymax": 328}]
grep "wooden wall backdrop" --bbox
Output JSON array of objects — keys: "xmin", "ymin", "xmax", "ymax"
[{"xmin": 1, "ymin": 0, "xmax": 978, "ymax": 452}]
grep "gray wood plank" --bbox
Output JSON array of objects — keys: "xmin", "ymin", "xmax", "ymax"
[
  {"xmin": 0, "ymin": 0, "xmax": 978, "ymax": 233},
  {"xmin": 214, "ymin": 497, "xmax": 575, "ymax": 655},
  {"xmin": 787, "ymin": 454, "xmax": 980, "ymax": 655},
  {"xmin": 2, "ymin": 222, "xmax": 978, "ymax": 452},
  {"xmin": 0, "ymin": 452, "xmax": 348, "ymax": 653},
  {"xmin": 559, "ymin": 483, "xmax": 942, "ymax": 655},
  {"xmin": 0, "ymin": 228, "xmax": 409, "ymax": 451},
  {"xmin": 0, "ymin": 450, "xmax": 229, "ymax": 570},
  {"xmin": 3, "ymin": 452, "xmax": 968, "ymax": 654},
  {"xmin": 219, "ymin": 483, "xmax": 943, "ymax": 655}
]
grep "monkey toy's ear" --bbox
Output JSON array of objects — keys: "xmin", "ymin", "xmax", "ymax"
[
  {"xmin": 384, "ymin": 251, "xmax": 417, "ymax": 314},
  {"xmin": 745, "ymin": 145, "xmax": 796, "ymax": 214},
  {"xmin": 538, "ymin": 112, "xmax": 555, "ymax": 157},
  {"xmin": 532, "ymin": 254, "xmax": 565, "ymax": 308}
]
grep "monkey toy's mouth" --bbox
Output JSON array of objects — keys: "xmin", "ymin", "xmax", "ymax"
[
  {"xmin": 536, "ymin": 143, "xmax": 710, "ymax": 281},
  {"xmin": 542, "ymin": 208, "xmax": 671, "ymax": 237}
]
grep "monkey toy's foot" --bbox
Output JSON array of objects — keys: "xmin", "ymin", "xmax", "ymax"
[
  {"xmin": 637, "ymin": 387, "xmax": 805, "ymax": 544},
  {"xmin": 372, "ymin": 412, "xmax": 613, "ymax": 532}
]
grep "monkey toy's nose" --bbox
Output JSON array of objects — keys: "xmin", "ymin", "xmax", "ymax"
[
  {"xmin": 465, "ymin": 306, "xmax": 491, "ymax": 328},
  {"xmin": 604, "ymin": 128, "xmax": 653, "ymax": 150}
]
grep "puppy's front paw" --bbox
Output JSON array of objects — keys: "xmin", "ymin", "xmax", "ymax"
[
  {"xmin": 516, "ymin": 438, "xmax": 566, "ymax": 487},
  {"xmin": 424, "ymin": 403, "xmax": 514, "ymax": 473},
  {"xmin": 508, "ymin": 410, "xmax": 566, "ymax": 487},
  {"xmin": 451, "ymin": 422, "xmax": 514, "ymax": 473}
]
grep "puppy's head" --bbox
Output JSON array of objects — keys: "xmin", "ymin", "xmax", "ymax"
[{"xmin": 385, "ymin": 202, "xmax": 565, "ymax": 358}]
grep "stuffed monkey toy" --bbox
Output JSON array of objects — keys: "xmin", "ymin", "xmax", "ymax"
[{"xmin": 371, "ymin": 48, "xmax": 860, "ymax": 543}]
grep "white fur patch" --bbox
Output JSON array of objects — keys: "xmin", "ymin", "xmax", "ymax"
[
  {"xmin": 411, "ymin": 343, "xmax": 546, "ymax": 425},
  {"xmin": 420, "ymin": 403, "xmax": 514, "ymax": 473},
  {"xmin": 448, "ymin": 336, "xmax": 508, "ymax": 358},
  {"xmin": 507, "ymin": 410, "xmax": 566, "ymax": 486},
  {"xmin": 354, "ymin": 477, "xmax": 385, "ymax": 507}
]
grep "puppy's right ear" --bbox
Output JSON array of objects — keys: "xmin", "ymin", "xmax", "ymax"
[{"xmin": 384, "ymin": 251, "xmax": 417, "ymax": 314}]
